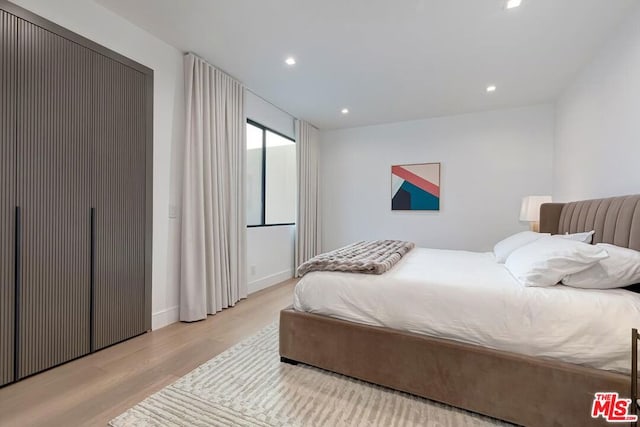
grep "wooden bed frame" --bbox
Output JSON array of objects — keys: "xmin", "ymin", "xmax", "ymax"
[{"xmin": 279, "ymin": 194, "xmax": 640, "ymax": 427}]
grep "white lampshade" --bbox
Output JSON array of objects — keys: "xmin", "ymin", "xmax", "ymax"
[{"xmin": 519, "ymin": 196, "xmax": 552, "ymax": 222}]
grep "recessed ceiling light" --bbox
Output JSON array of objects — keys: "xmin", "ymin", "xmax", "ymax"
[
  {"xmin": 506, "ymin": 0, "xmax": 522, "ymax": 9},
  {"xmin": 486, "ymin": 85, "xmax": 497, "ymax": 93},
  {"xmin": 341, "ymin": 108, "xmax": 349, "ymax": 114},
  {"xmin": 285, "ymin": 57, "xmax": 296, "ymax": 66}
]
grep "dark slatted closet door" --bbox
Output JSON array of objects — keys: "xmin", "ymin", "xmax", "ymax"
[
  {"xmin": 0, "ymin": 10, "xmax": 17, "ymax": 387},
  {"xmin": 92, "ymin": 54, "xmax": 147, "ymax": 350},
  {"xmin": 16, "ymin": 19, "xmax": 92, "ymax": 378}
]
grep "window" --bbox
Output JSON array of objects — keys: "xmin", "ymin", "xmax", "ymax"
[{"xmin": 246, "ymin": 119, "xmax": 296, "ymax": 226}]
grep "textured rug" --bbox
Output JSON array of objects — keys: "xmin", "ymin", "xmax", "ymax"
[{"xmin": 109, "ymin": 323, "xmax": 511, "ymax": 426}]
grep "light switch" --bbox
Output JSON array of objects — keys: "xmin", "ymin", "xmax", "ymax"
[{"xmin": 168, "ymin": 204, "xmax": 178, "ymax": 219}]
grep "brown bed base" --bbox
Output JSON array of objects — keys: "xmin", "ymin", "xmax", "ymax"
[
  {"xmin": 279, "ymin": 195, "xmax": 640, "ymax": 426},
  {"xmin": 280, "ymin": 308, "xmax": 629, "ymax": 427}
]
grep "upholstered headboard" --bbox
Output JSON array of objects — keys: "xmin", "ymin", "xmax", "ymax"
[{"xmin": 540, "ymin": 195, "xmax": 640, "ymax": 251}]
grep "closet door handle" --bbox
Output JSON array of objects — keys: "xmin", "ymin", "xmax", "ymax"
[
  {"xmin": 90, "ymin": 207, "xmax": 95, "ymax": 352},
  {"xmin": 14, "ymin": 206, "xmax": 21, "ymax": 379}
]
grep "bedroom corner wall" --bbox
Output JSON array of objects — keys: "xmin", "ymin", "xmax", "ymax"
[
  {"xmin": 10, "ymin": 0, "xmax": 185, "ymax": 330},
  {"xmin": 554, "ymin": 4, "xmax": 640, "ymax": 202},
  {"xmin": 319, "ymin": 104, "xmax": 555, "ymax": 252}
]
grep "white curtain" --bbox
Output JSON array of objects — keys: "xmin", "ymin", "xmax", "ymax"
[
  {"xmin": 295, "ymin": 120, "xmax": 322, "ymax": 272},
  {"xmin": 180, "ymin": 53, "xmax": 247, "ymax": 322}
]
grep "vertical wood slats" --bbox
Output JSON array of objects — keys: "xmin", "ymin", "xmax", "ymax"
[
  {"xmin": 16, "ymin": 18, "xmax": 92, "ymax": 379},
  {"xmin": 0, "ymin": 3, "xmax": 151, "ymax": 384},
  {"xmin": 0, "ymin": 10, "xmax": 16, "ymax": 387},
  {"xmin": 93, "ymin": 54, "xmax": 146, "ymax": 350}
]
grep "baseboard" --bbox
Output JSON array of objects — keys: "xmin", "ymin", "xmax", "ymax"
[
  {"xmin": 152, "ymin": 305, "xmax": 180, "ymax": 330},
  {"xmin": 249, "ymin": 269, "xmax": 293, "ymax": 294},
  {"xmin": 151, "ymin": 272, "xmax": 291, "ymax": 329}
]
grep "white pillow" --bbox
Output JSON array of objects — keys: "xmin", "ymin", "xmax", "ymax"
[
  {"xmin": 493, "ymin": 231, "xmax": 550, "ymax": 263},
  {"xmin": 562, "ymin": 244, "xmax": 640, "ymax": 289},
  {"xmin": 558, "ymin": 230, "xmax": 595, "ymax": 244},
  {"xmin": 505, "ymin": 236, "xmax": 609, "ymax": 287}
]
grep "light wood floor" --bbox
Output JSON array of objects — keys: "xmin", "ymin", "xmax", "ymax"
[{"xmin": 0, "ymin": 280, "xmax": 296, "ymax": 427}]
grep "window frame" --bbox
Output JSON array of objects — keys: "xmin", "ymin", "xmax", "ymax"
[{"xmin": 246, "ymin": 118, "xmax": 296, "ymax": 228}]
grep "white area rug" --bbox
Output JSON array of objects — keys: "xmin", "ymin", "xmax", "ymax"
[{"xmin": 109, "ymin": 323, "xmax": 510, "ymax": 426}]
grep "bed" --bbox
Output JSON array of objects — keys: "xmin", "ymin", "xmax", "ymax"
[{"xmin": 279, "ymin": 194, "xmax": 640, "ymax": 427}]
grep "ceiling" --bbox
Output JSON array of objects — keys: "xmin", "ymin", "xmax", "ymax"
[{"xmin": 96, "ymin": 0, "xmax": 638, "ymax": 129}]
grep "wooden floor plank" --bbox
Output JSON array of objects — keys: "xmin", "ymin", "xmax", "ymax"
[{"xmin": 0, "ymin": 279, "xmax": 296, "ymax": 427}]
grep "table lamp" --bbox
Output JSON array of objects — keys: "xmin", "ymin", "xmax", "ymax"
[{"xmin": 520, "ymin": 196, "xmax": 552, "ymax": 232}]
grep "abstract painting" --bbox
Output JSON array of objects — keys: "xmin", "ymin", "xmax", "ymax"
[{"xmin": 391, "ymin": 163, "xmax": 440, "ymax": 211}]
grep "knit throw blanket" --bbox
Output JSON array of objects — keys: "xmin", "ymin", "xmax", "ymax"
[{"xmin": 296, "ymin": 240, "xmax": 415, "ymax": 277}]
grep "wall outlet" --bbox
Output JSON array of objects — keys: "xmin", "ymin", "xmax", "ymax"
[{"xmin": 250, "ymin": 265, "xmax": 256, "ymax": 276}]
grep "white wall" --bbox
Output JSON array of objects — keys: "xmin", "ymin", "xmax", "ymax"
[
  {"xmin": 246, "ymin": 226, "xmax": 295, "ymax": 294},
  {"xmin": 11, "ymin": 0, "xmax": 185, "ymax": 329},
  {"xmin": 245, "ymin": 91, "xmax": 296, "ymax": 292},
  {"xmin": 320, "ymin": 105, "xmax": 555, "ymax": 252},
  {"xmin": 554, "ymin": 5, "xmax": 640, "ymax": 202},
  {"xmin": 245, "ymin": 91, "xmax": 295, "ymax": 139}
]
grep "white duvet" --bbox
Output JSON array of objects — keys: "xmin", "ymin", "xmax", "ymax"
[{"xmin": 293, "ymin": 248, "xmax": 640, "ymax": 374}]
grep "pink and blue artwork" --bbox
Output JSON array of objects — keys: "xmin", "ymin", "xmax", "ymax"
[{"xmin": 391, "ymin": 163, "xmax": 440, "ymax": 211}]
